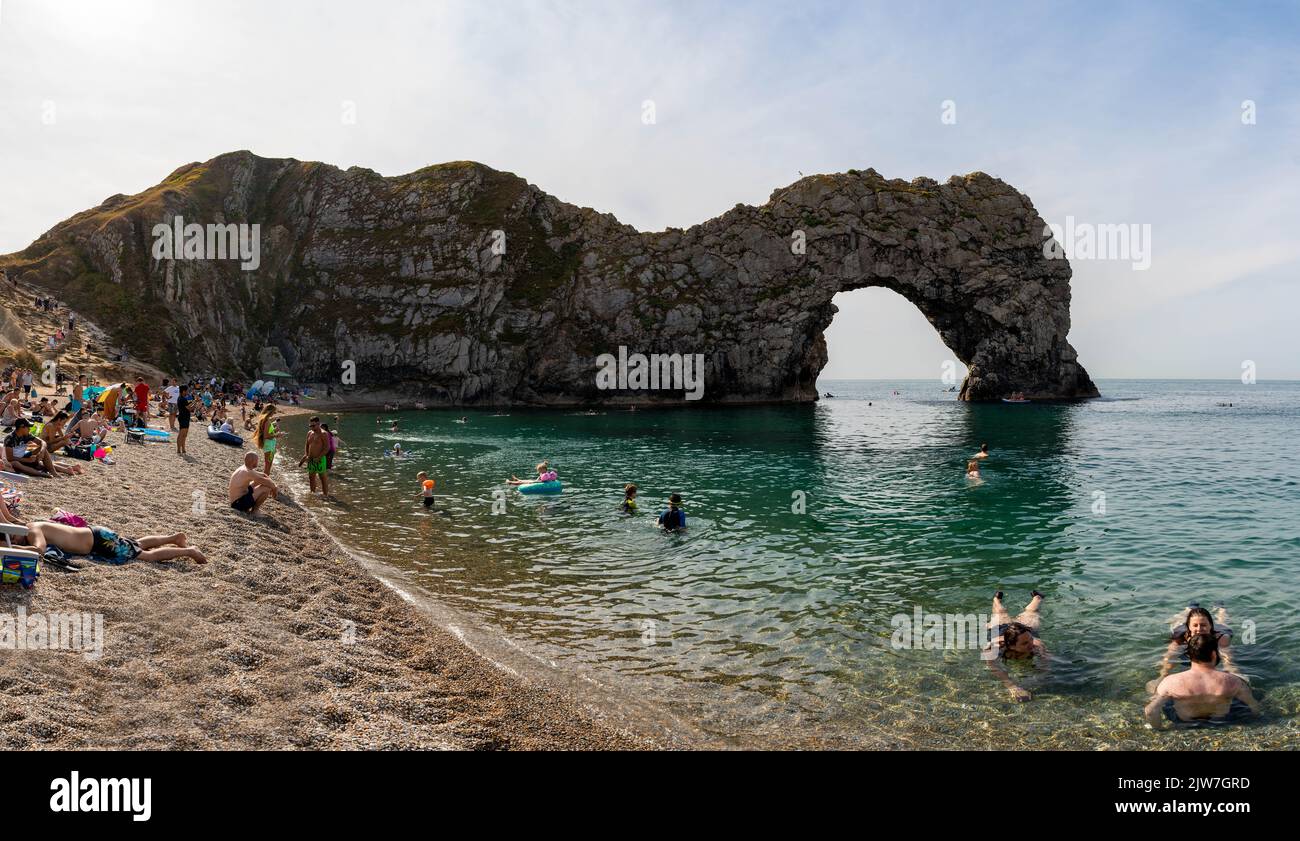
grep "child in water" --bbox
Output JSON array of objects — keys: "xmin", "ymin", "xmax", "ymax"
[
  {"xmin": 658, "ymin": 493, "xmax": 686, "ymax": 531},
  {"xmin": 508, "ymin": 460, "xmax": 556, "ymax": 485},
  {"xmin": 415, "ymin": 472, "xmax": 435, "ymax": 508},
  {"xmin": 620, "ymin": 483, "xmax": 638, "ymax": 513}
]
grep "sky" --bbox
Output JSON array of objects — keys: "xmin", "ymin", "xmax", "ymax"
[{"xmin": 0, "ymin": 0, "xmax": 1296, "ymax": 379}]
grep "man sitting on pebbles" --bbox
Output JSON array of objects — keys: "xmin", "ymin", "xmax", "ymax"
[{"xmin": 229, "ymin": 451, "xmax": 279, "ymax": 515}]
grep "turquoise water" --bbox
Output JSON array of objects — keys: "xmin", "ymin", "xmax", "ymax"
[{"xmin": 281, "ymin": 380, "xmax": 1300, "ymax": 748}]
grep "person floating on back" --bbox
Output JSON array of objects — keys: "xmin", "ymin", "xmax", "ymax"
[
  {"xmin": 620, "ymin": 483, "xmax": 638, "ymax": 514},
  {"xmin": 1145, "ymin": 632, "xmax": 1260, "ymax": 728},
  {"xmin": 658, "ymin": 493, "xmax": 686, "ymax": 531}
]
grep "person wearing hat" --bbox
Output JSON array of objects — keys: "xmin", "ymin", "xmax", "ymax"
[
  {"xmin": 658, "ymin": 492, "xmax": 687, "ymax": 531},
  {"xmin": 3, "ymin": 418, "xmax": 57, "ymax": 477}
]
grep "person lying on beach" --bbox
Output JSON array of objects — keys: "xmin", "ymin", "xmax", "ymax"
[
  {"xmin": 1148, "ymin": 604, "xmax": 1239, "ymax": 692},
  {"xmin": 658, "ymin": 493, "xmax": 686, "ymax": 531},
  {"xmin": 983, "ymin": 590, "xmax": 1050, "ymax": 702},
  {"xmin": 620, "ymin": 483, "xmax": 638, "ymax": 513},
  {"xmin": 229, "ymin": 452, "xmax": 279, "ymax": 515},
  {"xmin": 415, "ymin": 471, "xmax": 435, "ymax": 508},
  {"xmin": 19, "ymin": 520, "xmax": 207, "ymax": 564},
  {"xmin": 33, "ymin": 397, "xmax": 55, "ymax": 418},
  {"xmin": 1144, "ymin": 633, "xmax": 1259, "ymax": 728},
  {"xmin": 507, "ymin": 461, "xmax": 553, "ymax": 485},
  {"xmin": 3, "ymin": 419, "xmax": 58, "ymax": 478}
]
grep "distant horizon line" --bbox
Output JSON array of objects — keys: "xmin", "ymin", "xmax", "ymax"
[{"xmin": 816, "ymin": 377, "xmax": 1299, "ymax": 383}]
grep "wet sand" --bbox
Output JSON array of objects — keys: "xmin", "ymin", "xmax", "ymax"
[{"xmin": 0, "ymin": 408, "xmax": 653, "ymax": 750}]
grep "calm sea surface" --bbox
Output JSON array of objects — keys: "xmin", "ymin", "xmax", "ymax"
[{"xmin": 279, "ymin": 379, "xmax": 1300, "ymax": 748}]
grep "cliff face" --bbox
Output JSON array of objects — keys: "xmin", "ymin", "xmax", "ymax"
[{"xmin": 2, "ymin": 151, "xmax": 1097, "ymax": 403}]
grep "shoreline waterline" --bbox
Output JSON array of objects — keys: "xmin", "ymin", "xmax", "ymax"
[{"xmin": 275, "ymin": 379, "xmax": 1300, "ymax": 749}]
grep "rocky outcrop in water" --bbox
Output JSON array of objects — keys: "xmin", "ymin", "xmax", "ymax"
[{"xmin": 1, "ymin": 151, "xmax": 1096, "ymax": 403}]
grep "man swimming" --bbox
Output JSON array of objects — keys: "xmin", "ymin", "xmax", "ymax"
[
  {"xmin": 983, "ymin": 590, "xmax": 1050, "ymax": 701},
  {"xmin": 1144, "ymin": 633, "xmax": 1259, "ymax": 728}
]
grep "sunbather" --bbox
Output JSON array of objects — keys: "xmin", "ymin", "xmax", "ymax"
[{"xmin": 19, "ymin": 520, "xmax": 207, "ymax": 564}]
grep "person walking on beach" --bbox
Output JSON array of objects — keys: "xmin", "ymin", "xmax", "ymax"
[
  {"xmin": 983, "ymin": 590, "xmax": 1050, "ymax": 702},
  {"xmin": 229, "ymin": 452, "xmax": 278, "ymax": 515},
  {"xmin": 253, "ymin": 405, "xmax": 279, "ymax": 474},
  {"xmin": 133, "ymin": 377, "xmax": 150, "ymax": 426},
  {"xmin": 175, "ymin": 384, "xmax": 194, "ymax": 455},
  {"xmin": 299, "ymin": 415, "xmax": 330, "ymax": 496},
  {"xmin": 163, "ymin": 378, "xmax": 180, "ymax": 430}
]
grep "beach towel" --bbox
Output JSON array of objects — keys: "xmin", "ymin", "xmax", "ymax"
[{"xmin": 50, "ymin": 510, "xmax": 89, "ymax": 528}]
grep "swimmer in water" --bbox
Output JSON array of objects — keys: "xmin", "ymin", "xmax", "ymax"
[
  {"xmin": 455, "ymin": 417, "xmax": 467, "ymax": 424},
  {"xmin": 972, "ymin": 443, "xmax": 990, "ymax": 461},
  {"xmin": 391, "ymin": 442, "xmax": 402, "ymax": 457},
  {"xmin": 983, "ymin": 590, "xmax": 1050, "ymax": 702},
  {"xmin": 658, "ymin": 493, "xmax": 686, "ymax": 531},
  {"xmin": 620, "ymin": 483, "xmax": 638, "ymax": 514},
  {"xmin": 1149, "ymin": 604, "xmax": 1240, "ymax": 693},
  {"xmin": 390, "ymin": 422, "xmax": 399, "ymax": 432},
  {"xmin": 1144, "ymin": 633, "xmax": 1259, "ymax": 728},
  {"xmin": 965, "ymin": 459, "xmax": 982, "ymax": 481}
]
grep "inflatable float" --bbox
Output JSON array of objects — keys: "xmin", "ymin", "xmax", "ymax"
[
  {"xmin": 207, "ymin": 425, "xmax": 244, "ymax": 446},
  {"xmin": 517, "ymin": 479, "xmax": 563, "ymax": 495},
  {"xmin": 128, "ymin": 427, "xmax": 172, "ymax": 439}
]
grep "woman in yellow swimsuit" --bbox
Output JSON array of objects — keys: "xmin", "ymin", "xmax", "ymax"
[{"xmin": 253, "ymin": 405, "xmax": 279, "ymax": 475}]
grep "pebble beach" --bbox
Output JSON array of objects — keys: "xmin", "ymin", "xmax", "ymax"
[{"xmin": 0, "ymin": 400, "xmax": 651, "ymax": 750}]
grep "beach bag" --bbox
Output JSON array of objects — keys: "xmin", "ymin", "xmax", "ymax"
[
  {"xmin": 1, "ymin": 547, "xmax": 39, "ymax": 589},
  {"xmin": 63, "ymin": 443, "xmax": 94, "ymax": 461}
]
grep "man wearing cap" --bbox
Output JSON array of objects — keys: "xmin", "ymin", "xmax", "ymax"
[
  {"xmin": 658, "ymin": 492, "xmax": 687, "ymax": 531},
  {"xmin": 3, "ymin": 418, "xmax": 57, "ymax": 477}
]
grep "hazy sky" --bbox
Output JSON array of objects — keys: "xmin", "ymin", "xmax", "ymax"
[{"xmin": 1, "ymin": 0, "xmax": 1296, "ymax": 379}]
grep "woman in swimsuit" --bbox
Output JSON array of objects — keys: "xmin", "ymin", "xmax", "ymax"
[
  {"xmin": 253, "ymin": 405, "xmax": 279, "ymax": 475},
  {"xmin": 1150, "ymin": 604, "xmax": 1239, "ymax": 692},
  {"xmin": 983, "ymin": 590, "xmax": 1050, "ymax": 701}
]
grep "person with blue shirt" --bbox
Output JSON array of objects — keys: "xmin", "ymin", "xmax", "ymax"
[{"xmin": 658, "ymin": 493, "xmax": 686, "ymax": 531}]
